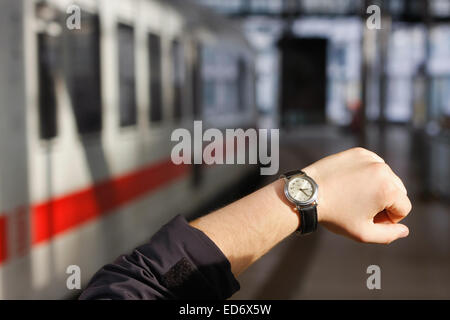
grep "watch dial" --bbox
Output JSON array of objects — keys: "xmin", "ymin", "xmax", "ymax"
[{"xmin": 288, "ymin": 177, "xmax": 314, "ymax": 202}]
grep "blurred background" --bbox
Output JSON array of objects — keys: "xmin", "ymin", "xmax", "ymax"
[{"xmin": 0, "ymin": 0, "xmax": 448, "ymax": 299}]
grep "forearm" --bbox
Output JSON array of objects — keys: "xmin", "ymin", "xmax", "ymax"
[{"xmin": 190, "ymin": 178, "xmax": 300, "ymax": 277}]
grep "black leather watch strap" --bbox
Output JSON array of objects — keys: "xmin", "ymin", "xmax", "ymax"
[
  {"xmin": 281, "ymin": 170, "xmax": 305, "ymax": 179},
  {"xmin": 297, "ymin": 205, "xmax": 318, "ymax": 235}
]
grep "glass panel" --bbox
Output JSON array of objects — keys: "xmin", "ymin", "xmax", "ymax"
[
  {"xmin": 65, "ymin": 12, "xmax": 102, "ymax": 134},
  {"xmin": 36, "ymin": 3, "xmax": 63, "ymax": 139},
  {"xmin": 149, "ymin": 33, "xmax": 163, "ymax": 122},
  {"xmin": 172, "ymin": 39, "xmax": 184, "ymax": 121},
  {"xmin": 37, "ymin": 31, "xmax": 60, "ymax": 139},
  {"xmin": 118, "ymin": 23, "xmax": 137, "ymax": 127}
]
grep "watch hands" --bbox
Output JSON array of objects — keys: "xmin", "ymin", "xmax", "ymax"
[{"xmin": 299, "ymin": 189, "xmax": 309, "ymax": 196}]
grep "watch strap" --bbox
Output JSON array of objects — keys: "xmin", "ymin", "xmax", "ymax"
[
  {"xmin": 296, "ymin": 205, "xmax": 318, "ymax": 235},
  {"xmin": 280, "ymin": 170, "xmax": 305, "ymax": 179}
]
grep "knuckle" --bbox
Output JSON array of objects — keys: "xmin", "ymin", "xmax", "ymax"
[
  {"xmin": 406, "ymin": 198, "xmax": 413, "ymax": 212},
  {"xmin": 352, "ymin": 147, "xmax": 385, "ymax": 163},
  {"xmin": 352, "ymin": 147, "xmax": 367, "ymax": 153},
  {"xmin": 385, "ymin": 180, "xmax": 397, "ymax": 195},
  {"xmin": 371, "ymin": 162, "xmax": 389, "ymax": 181},
  {"xmin": 351, "ymin": 147, "xmax": 371, "ymax": 157},
  {"xmin": 372, "ymin": 163, "xmax": 396, "ymax": 184},
  {"xmin": 401, "ymin": 197, "xmax": 413, "ymax": 216},
  {"xmin": 377, "ymin": 180, "xmax": 397, "ymax": 203},
  {"xmin": 371, "ymin": 161, "xmax": 389, "ymax": 173}
]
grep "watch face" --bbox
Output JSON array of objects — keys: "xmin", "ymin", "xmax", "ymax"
[{"xmin": 287, "ymin": 176, "xmax": 315, "ymax": 203}]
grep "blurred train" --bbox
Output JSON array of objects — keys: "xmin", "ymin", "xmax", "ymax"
[{"xmin": 0, "ymin": 0, "xmax": 257, "ymax": 299}]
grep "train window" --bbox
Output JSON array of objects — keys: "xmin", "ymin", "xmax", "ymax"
[
  {"xmin": 65, "ymin": 12, "xmax": 102, "ymax": 134},
  {"xmin": 36, "ymin": 3, "xmax": 63, "ymax": 140},
  {"xmin": 172, "ymin": 39, "xmax": 184, "ymax": 121},
  {"xmin": 37, "ymin": 32, "xmax": 59, "ymax": 140},
  {"xmin": 118, "ymin": 24, "xmax": 137, "ymax": 127},
  {"xmin": 148, "ymin": 33, "xmax": 163, "ymax": 122},
  {"xmin": 192, "ymin": 43, "xmax": 203, "ymax": 119}
]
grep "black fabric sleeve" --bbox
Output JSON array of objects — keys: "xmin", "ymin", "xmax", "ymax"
[{"xmin": 79, "ymin": 215, "xmax": 240, "ymax": 300}]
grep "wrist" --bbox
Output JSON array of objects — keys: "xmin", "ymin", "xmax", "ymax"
[{"xmin": 269, "ymin": 178, "xmax": 301, "ymax": 235}]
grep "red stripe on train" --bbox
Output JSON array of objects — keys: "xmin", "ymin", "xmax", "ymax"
[
  {"xmin": 0, "ymin": 215, "xmax": 7, "ymax": 264},
  {"xmin": 32, "ymin": 159, "xmax": 190, "ymax": 245}
]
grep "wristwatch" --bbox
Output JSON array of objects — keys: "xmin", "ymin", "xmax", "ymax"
[{"xmin": 280, "ymin": 170, "xmax": 318, "ymax": 235}]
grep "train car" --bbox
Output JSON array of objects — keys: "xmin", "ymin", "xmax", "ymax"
[{"xmin": 0, "ymin": 0, "xmax": 257, "ymax": 299}]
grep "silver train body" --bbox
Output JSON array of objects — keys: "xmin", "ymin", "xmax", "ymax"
[{"xmin": 0, "ymin": 0, "xmax": 256, "ymax": 299}]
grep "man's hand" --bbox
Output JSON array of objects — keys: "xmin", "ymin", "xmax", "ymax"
[
  {"xmin": 303, "ymin": 147, "xmax": 412, "ymax": 244},
  {"xmin": 191, "ymin": 147, "xmax": 412, "ymax": 276}
]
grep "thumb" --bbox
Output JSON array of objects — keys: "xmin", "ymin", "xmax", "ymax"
[{"xmin": 366, "ymin": 223, "xmax": 409, "ymax": 244}]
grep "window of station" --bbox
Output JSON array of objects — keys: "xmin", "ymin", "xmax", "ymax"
[
  {"xmin": 201, "ymin": 46, "xmax": 218, "ymax": 114},
  {"xmin": 148, "ymin": 33, "xmax": 163, "ymax": 123},
  {"xmin": 201, "ymin": 47, "xmax": 242, "ymax": 115},
  {"xmin": 428, "ymin": 26, "xmax": 450, "ymax": 127},
  {"xmin": 220, "ymin": 53, "xmax": 239, "ymax": 113},
  {"xmin": 171, "ymin": 39, "xmax": 185, "ymax": 121},
  {"xmin": 118, "ymin": 23, "xmax": 137, "ymax": 127},
  {"xmin": 237, "ymin": 58, "xmax": 248, "ymax": 111},
  {"xmin": 65, "ymin": 12, "xmax": 102, "ymax": 135}
]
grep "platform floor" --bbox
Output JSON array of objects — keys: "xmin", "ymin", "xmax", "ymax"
[{"xmin": 231, "ymin": 125, "xmax": 450, "ymax": 299}]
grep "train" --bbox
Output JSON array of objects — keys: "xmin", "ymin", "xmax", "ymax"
[{"xmin": 0, "ymin": 0, "xmax": 257, "ymax": 299}]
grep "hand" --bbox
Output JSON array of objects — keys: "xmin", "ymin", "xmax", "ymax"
[{"xmin": 302, "ymin": 147, "xmax": 412, "ymax": 244}]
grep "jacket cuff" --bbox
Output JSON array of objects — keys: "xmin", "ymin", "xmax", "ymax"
[{"xmin": 137, "ymin": 215, "xmax": 240, "ymax": 299}]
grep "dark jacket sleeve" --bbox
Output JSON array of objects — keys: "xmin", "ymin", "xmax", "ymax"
[{"xmin": 79, "ymin": 215, "xmax": 240, "ymax": 300}]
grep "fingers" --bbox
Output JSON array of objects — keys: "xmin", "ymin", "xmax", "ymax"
[
  {"xmin": 363, "ymin": 223, "xmax": 410, "ymax": 244},
  {"xmin": 367, "ymin": 191, "xmax": 411, "ymax": 244},
  {"xmin": 373, "ymin": 210, "xmax": 393, "ymax": 224},
  {"xmin": 385, "ymin": 187, "xmax": 412, "ymax": 223},
  {"xmin": 364, "ymin": 161, "xmax": 411, "ymax": 244},
  {"xmin": 371, "ymin": 162, "xmax": 410, "ymax": 222}
]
